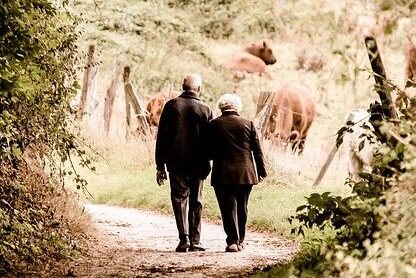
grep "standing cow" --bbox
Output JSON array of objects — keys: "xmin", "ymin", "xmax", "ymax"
[
  {"xmin": 265, "ymin": 83, "xmax": 315, "ymax": 154},
  {"xmin": 226, "ymin": 40, "xmax": 277, "ymax": 79},
  {"xmin": 146, "ymin": 89, "xmax": 180, "ymax": 128}
]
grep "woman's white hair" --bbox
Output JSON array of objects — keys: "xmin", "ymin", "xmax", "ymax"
[
  {"xmin": 182, "ymin": 73, "xmax": 202, "ymax": 92},
  {"xmin": 217, "ymin": 93, "xmax": 243, "ymax": 113}
]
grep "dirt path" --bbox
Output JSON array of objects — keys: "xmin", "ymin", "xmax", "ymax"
[{"xmin": 55, "ymin": 204, "xmax": 299, "ymax": 277}]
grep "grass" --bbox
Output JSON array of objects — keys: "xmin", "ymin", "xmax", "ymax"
[{"xmin": 69, "ymin": 130, "xmax": 351, "ymax": 238}]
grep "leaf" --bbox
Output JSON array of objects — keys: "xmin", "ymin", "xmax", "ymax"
[
  {"xmin": 307, "ymin": 193, "xmax": 322, "ymax": 205},
  {"xmin": 11, "ymin": 145, "xmax": 22, "ymax": 159},
  {"xmin": 72, "ymin": 80, "xmax": 81, "ymax": 89},
  {"xmin": 322, "ymin": 192, "xmax": 331, "ymax": 198},
  {"xmin": 296, "ymin": 205, "xmax": 308, "ymax": 212},
  {"xmin": 308, "ymin": 208, "xmax": 318, "ymax": 221},
  {"xmin": 2, "ymin": 110, "xmax": 11, "ymax": 118},
  {"xmin": 358, "ymin": 140, "xmax": 365, "ymax": 151}
]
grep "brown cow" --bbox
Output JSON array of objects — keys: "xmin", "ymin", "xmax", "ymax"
[
  {"xmin": 226, "ymin": 40, "xmax": 277, "ymax": 79},
  {"xmin": 146, "ymin": 89, "xmax": 180, "ymax": 128},
  {"xmin": 265, "ymin": 83, "xmax": 315, "ymax": 154}
]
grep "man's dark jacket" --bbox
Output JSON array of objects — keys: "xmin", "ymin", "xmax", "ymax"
[
  {"xmin": 155, "ymin": 91, "xmax": 213, "ymax": 179},
  {"xmin": 207, "ymin": 111, "xmax": 267, "ymax": 186}
]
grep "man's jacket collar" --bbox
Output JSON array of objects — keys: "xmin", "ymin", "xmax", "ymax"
[{"xmin": 180, "ymin": 91, "xmax": 201, "ymax": 101}]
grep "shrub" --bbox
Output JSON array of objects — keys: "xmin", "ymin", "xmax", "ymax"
[
  {"xmin": 0, "ymin": 0, "xmax": 88, "ymax": 274},
  {"xmin": 287, "ymin": 84, "xmax": 416, "ymax": 276},
  {"xmin": 0, "ymin": 162, "xmax": 83, "ymax": 275}
]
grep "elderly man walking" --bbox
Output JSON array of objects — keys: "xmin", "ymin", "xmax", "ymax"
[{"xmin": 155, "ymin": 73, "xmax": 213, "ymax": 252}]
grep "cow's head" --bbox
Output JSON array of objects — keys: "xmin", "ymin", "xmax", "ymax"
[{"xmin": 246, "ymin": 40, "xmax": 277, "ymax": 65}]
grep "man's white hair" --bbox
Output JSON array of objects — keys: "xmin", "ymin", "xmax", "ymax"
[
  {"xmin": 217, "ymin": 93, "xmax": 243, "ymax": 113},
  {"xmin": 183, "ymin": 73, "xmax": 202, "ymax": 92}
]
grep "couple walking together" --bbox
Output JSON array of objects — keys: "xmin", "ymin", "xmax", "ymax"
[{"xmin": 155, "ymin": 73, "xmax": 267, "ymax": 253}]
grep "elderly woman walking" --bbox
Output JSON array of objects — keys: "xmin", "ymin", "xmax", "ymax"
[{"xmin": 208, "ymin": 93, "xmax": 267, "ymax": 252}]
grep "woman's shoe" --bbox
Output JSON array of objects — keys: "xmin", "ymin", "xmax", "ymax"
[{"xmin": 225, "ymin": 244, "xmax": 239, "ymax": 252}]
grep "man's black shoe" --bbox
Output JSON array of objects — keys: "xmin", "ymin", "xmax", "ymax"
[
  {"xmin": 175, "ymin": 239, "xmax": 190, "ymax": 252},
  {"xmin": 189, "ymin": 243, "xmax": 206, "ymax": 252}
]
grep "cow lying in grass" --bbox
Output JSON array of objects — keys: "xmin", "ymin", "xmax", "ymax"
[{"xmin": 226, "ymin": 40, "xmax": 277, "ymax": 79}]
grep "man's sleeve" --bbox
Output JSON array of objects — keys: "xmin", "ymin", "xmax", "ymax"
[{"xmin": 155, "ymin": 104, "xmax": 170, "ymax": 171}]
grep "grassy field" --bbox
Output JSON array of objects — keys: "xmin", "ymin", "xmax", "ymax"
[
  {"xmin": 70, "ymin": 132, "xmax": 350, "ymax": 237},
  {"xmin": 68, "ymin": 0, "xmax": 413, "ymax": 238}
]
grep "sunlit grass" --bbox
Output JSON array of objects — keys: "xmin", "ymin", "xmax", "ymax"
[{"xmin": 69, "ymin": 131, "xmax": 352, "ymax": 238}]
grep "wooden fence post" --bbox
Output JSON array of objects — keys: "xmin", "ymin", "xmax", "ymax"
[
  {"xmin": 312, "ymin": 145, "xmax": 338, "ymax": 187},
  {"xmin": 364, "ymin": 36, "xmax": 397, "ymax": 119},
  {"xmin": 103, "ymin": 61, "xmax": 123, "ymax": 137},
  {"xmin": 123, "ymin": 66, "xmax": 151, "ymax": 137},
  {"xmin": 78, "ymin": 45, "xmax": 96, "ymax": 119},
  {"xmin": 254, "ymin": 91, "xmax": 276, "ymax": 139},
  {"xmin": 124, "ymin": 67, "xmax": 132, "ymax": 134}
]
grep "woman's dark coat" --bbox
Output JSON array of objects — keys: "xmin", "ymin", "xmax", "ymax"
[{"xmin": 208, "ymin": 111, "xmax": 267, "ymax": 186}]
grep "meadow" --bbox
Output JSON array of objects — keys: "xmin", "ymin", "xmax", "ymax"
[
  {"xmin": 71, "ymin": 136, "xmax": 352, "ymax": 236},
  {"xmin": 68, "ymin": 0, "xmax": 412, "ymax": 238}
]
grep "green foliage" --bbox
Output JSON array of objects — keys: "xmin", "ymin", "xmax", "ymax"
[
  {"xmin": 0, "ymin": 0, "xmax": 79, "ymax": 167},
  {"xmin": 334, "ymin": 94, "xmax": 416, "ymax": 276},
  {"xmin": 336, "ymin": 180, "xmax": 416, "ymax": 277},
  {"xmin": 287, "ymin": 83, "xmax": 416, "ymax": 275},
  {"xmin": 289, "ymin": 177, "xmax": 385, "ymax": 256},
  {"xmin": 0, "ymin": 0, "xmax": 86, "ymax": 274},
  {"xmin": 165, "ymin": 0, "xmax": 279, "ymax": 40}
]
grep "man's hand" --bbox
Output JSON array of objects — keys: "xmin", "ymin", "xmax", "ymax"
[{"xmin": 156, "ymin": 170, "xmax": 167, "ymax": 186}]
